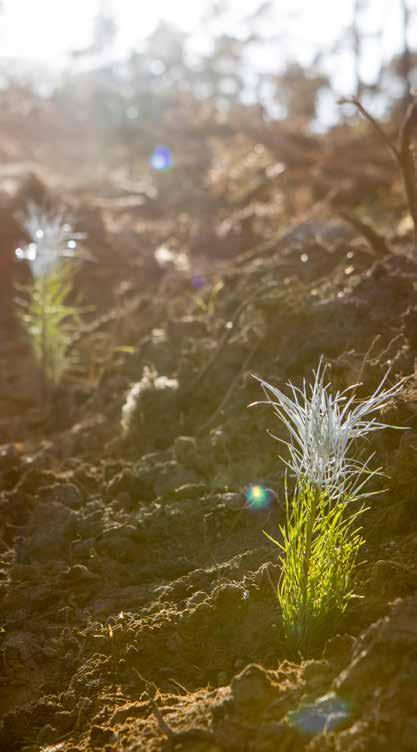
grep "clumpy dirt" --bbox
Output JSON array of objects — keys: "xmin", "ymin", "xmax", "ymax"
[{"xmin": 2, "ymin": 143, "xmax": 417, "ymax": 752}]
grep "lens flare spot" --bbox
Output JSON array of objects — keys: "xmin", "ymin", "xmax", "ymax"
[
  {"xmin": 288, "ymin": 693, "xmax": 351, "ymax": 736},
  {"xmin": 245, "ymin": 484, "xmax": 272, "ymax": 510},
  {"xmin": 192, "ymin": 274, "xmax": 206, "ymax": 290},
  {"xmin": 150, "ymin": 146, "xmax": 172, "ymax": 171},
  {"xmin": 15, "ymin": 244, "xmax": 37, "ymax": 262}
]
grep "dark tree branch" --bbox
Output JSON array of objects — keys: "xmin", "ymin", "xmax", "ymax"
[
  {"xmin": 339, "ymin": 97, "xmax": 417, "ymax": 252},
  {"xmin": 337, "ymin": 210, "xmax": 390, "ymax": 256},
  {"xmin": 399, "ymin": 99, "xmax": 417, "ymax": 250},
  {"xmin": 338, "ymin": 97, "xmax": 400, "ymax": 163}
]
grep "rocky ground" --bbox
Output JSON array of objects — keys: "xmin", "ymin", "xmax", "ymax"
[{"xmin": 1, "ymin": 129, "xmax": 417, "ymax": 752}]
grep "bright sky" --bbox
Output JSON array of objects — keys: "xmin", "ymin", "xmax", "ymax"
[
  {"xmin": 0, "ymin": 0, "xmax": 203, "ymax": 62},
  {"xmin": 0, "ymin": 0, "xmax": 413, "ymax": 94}
]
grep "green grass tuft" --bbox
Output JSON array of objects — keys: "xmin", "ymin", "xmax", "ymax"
[
  {"xmin": 266, "ymin": 482, "xmax": 365, "ymax": 654},
  {"xmin": 17, "ymin": 262, "xmax": 81, "ymax": 391}
]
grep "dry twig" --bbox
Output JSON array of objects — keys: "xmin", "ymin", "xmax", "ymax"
[{"xmin": 339, "ymin": 96, "xmax": 417, "ymax": 252}]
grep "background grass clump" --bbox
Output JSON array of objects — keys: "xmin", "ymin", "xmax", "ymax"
[{"xmin": 15, "ymin": 203, "xmax": 85, "ymax": 395}]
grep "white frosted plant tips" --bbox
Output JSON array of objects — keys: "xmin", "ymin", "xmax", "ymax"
[
  {"xmin": 15, "ymin": 202, "xmax": 85, "ymax": 279},
  {"xmin": 251, "ymin": 359, "xmax": 405, "ymax": 503},
  {"xmin": 14, "ymin": 203, "xmax": 86, "ymax": 391}
]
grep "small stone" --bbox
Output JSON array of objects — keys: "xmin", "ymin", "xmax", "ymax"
[
  {"xmin": 54, "ymin": 709, "xmax": 77, "ymax": 732},
  {"xmin": 231, "ymin": 664, "xmax": 273, "ymax": 709},
  {"xmin": 40, "ymin": 483, "xmax": 83, "ymax": 509},
  {"xmin": 303, "ymin": 659, "xmax": 331, "ymax": 688},
  {"xmin": 96, "ymin": 525, "xmax": 140, "ymax": 562},
  {"xmin": 62, "ymin": 564, "xmax": 98, "ymax": 584},
  {"xmin": 89, "ymin": 725, "xmax": 118, "ymax": 748},
  {"xmin": 106, "ymin": 469, "xmax": 135, "ymax": 499},
  {"xmin": 28, "ymin": 502, "xmax": 79, "ymax": 559},
  {"xmin": 37, "ymin": 724, "xmax": 58, "ymax": 745},
  {"xmin": 134, "ymin": 456, "xmax": 201, "ymax": 498},
  {"xmin": 174, "ymin": 436, "xmax": 198, "ymax": 468},
  {"xmin": 186, "ymin": 590, "xmax": 207, "ymax": 608}
]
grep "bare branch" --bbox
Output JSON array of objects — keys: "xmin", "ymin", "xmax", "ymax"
[
  {"xmin": 339, "ymin": 96, "xmax": 417, "ymax": 252},
  {"xmin": 337, "ymin": 210, "xmax": 390, "ymax": 256},
  {"xmin": 399, "ymin": 99, "xmax": 417, "ymax": 250},
  {"xmin": 338, "ymin": 97, "xmax": 400, "ymax": 163}
]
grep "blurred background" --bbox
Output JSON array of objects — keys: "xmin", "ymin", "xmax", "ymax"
[{"xmin": 0, "ymin": 0, "xmax": 416, "ymax": 183}]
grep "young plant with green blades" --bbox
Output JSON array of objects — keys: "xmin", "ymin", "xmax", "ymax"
[
  {"xmin": 252, "ymin": 361, "xmax": 404, "ymax": 654},
  {"xmin": 15, "ymin": 203, "xmax": 86, "ymax": 396}
]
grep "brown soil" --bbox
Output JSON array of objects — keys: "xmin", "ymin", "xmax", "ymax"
[{"xmin": 1, "ymin": 133, "xmax": 417, "ymax": 752}]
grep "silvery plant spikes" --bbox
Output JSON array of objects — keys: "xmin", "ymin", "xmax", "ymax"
[
  {"xmin": 252, "ymin": 360, "xmax": 405, "ymax": 502},
  {"xmin": 15, "ymin": 202, "xmax": 85, "ymax": 278},
  {"xmin": 14, "ymin": 203, "xmax": 87, "ymax": 390}
]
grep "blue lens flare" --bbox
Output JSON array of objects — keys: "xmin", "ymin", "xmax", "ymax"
[
  {"xmin": 245, "ymin": 484, "xmax": 274, "ymax": 511},
  {"xmin": 150, "ymin": 146, "xmax": 172, "ymax": 171},
  {"xmin": 192, "ymin": 274, "xmax": 206, "ymax": 290},
  {"xmin": 288, "ymin": 693, "xmax": 351, "ymax": 736}
]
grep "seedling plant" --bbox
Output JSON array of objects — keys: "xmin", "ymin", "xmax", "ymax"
[
  {"xmin": 252, "ymin": 360, "xmax": 404, "ymax": 653},
  {"xmin": 15, "ymin": 203, "xmax": 85, "ymax": 396}
]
